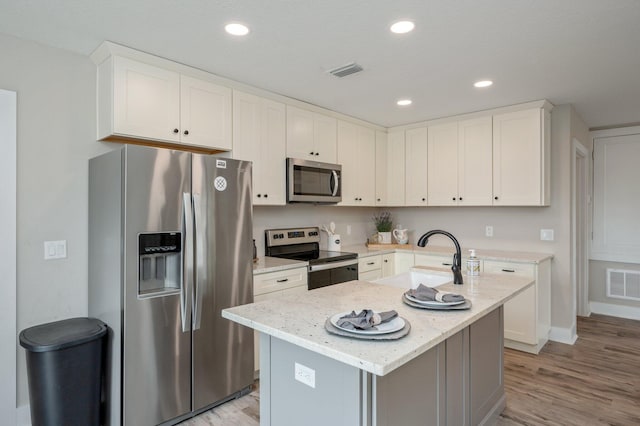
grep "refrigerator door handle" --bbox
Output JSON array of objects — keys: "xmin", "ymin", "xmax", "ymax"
[
  {"xmin": 193, "ymin": 193, "xmax": 205, "ymax": 330},
  {"xmin": 181, "ymin": 192, "xmax": 194, "ymax": 332}
]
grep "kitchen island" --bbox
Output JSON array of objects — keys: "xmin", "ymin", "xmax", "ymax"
[{"xmin": 223, "ymin": 272, "xmax": 534, "ymax": 426}]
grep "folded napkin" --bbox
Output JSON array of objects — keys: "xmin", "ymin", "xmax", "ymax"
[
  {"xmin": 407, "ymin": 284, "xmax": 465, "ymax": 303},
  {"xmin": 336, "ymin": 309, "xmax": 398, "ymax": 330}
]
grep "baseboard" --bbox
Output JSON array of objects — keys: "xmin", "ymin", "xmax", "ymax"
[
  {"xmin": 17, "ymin": 404, "xmax": 31, "ymax": 426},
  {"xmin": 549, "ymin": 325, "xmax": 577, "ymax": 345},
  {"xmin": 590, "ymin": 302, "xmax": 640, "ymax": 321}
]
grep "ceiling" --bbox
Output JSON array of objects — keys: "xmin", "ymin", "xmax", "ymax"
[{"xmin": 1, "ymin": 0, "xmax": 639, "ymax": 128}]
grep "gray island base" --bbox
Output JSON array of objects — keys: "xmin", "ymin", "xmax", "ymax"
[{"xmin": 223, "ymin": 274, "xmax": 534, "ymax": 426}]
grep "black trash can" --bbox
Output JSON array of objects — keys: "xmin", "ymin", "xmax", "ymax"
[{"xmin": 19, "ymin": 317, "xmax": 108, "ymax": 426}]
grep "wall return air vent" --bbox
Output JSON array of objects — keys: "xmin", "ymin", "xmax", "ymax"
[
  {"xmin": 328, "ymin": 62, "xmax": 363, "ymax": 78},
  {"xmin": 607, "ymin": 268, "xmax": 640, "ymax": 301}
]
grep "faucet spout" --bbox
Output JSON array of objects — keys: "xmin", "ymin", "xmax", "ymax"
[{"xmin": 416, "ymin": 230, "xmax": 464, "ymax": 285}]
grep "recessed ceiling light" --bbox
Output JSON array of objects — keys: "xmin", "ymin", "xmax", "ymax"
[
  {"xmin": 397, "ymin": 99, "xmax": 412, "ymax": 106},
  {"xmin": 225, "ymin": 23, "xmax": 250, "ymax": 36},
  {"xmin": 390, "ymin": 21, "xmax": 415, "ymax": 34},
  {"xmin": 474, "ymin": 80, "xmax": 493, "ymax": 88}
]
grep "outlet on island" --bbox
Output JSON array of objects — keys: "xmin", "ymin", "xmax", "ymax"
[{"xmin": 294, "ymin": 362, "xmax": 316, "ymax": 388}]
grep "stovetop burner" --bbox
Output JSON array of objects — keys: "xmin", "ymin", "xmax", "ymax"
[{"xmin": 264, "ymin": 227, "xmax": 357, "ymax": 264}]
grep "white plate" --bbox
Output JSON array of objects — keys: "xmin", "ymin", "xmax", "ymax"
[
  {"xmin": 330, "ymin": 311, "xmax": 406, "ymax": 335},
  {"xmin": 404, "ymin": 292, "xmax": 466, "ymax": 306}
]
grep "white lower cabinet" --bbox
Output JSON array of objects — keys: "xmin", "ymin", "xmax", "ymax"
[
  {"xmin": 253, "ymin": 267, "xmax": 308, "ymax": 372},
  {"xmin": 381, "ymin": 253, "xmax": 395, "ymax": 277},
  {"xmin": 394, "ymin": 252, "xmax": 414, "ymax": 274},
  {"xmin": 483, "ymin": 259, "xmax": 551, "ymax": 354},
  {"xmin": 414, "ymin": 253, "xmax": 457, "ymax": 269},
  {"xmin": 358, "ymin": 255, "xmax": 383, "ymax": 281}
]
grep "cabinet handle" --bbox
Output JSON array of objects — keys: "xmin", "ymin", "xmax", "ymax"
[
  {"xmin": 442, "ymin": 262, "xmax": 453, "ymax": 266},
  {"xmin": 173, "ymin": 128, "xmax": 179, "ymax": 134},
  {"xmin": 367, "ymin": 262, "xmax": 375, "ymax": 265},
  {"xmin": 183, "ymin": 130, "xmax": 189, "ymax": 136},
  {"xmin": 501, "ymin": 269, "xmax": 515, "ymax": 273},
  {"xmin": 276, "ymin": 278, "xmax": 289, "ymax": 282}
]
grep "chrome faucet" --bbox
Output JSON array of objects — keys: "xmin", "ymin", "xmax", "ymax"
[{"xmin": 416, "ymin": 230, "xmax": 464, "ymax": 285}]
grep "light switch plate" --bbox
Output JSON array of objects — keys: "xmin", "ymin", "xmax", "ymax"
[
  {"xmin": 540, "ymin": 229, "xmax": 554, "ymax": 241},
  {"xmin": 44, "ymin": 240, "xmax": 67, "ymax": 260},
  {"xmin": 294, "ymin": 362, "xmax": 315, "ymax": 388}
]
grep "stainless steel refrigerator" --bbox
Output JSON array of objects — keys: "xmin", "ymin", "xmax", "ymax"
[{"xmin": 88, "ymin": 145, "xmax": 254, "ymax": 425}]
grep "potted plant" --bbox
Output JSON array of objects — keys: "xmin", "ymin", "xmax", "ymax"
[{"xmin": 373, "ymin": 211, "xmax": 393, "ymax": 244}]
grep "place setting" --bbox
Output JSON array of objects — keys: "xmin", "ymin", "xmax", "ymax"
[
  {"xmin": 324, "ymin": 309, "xmax": 411, "ymax": 340},
  {"xmin": 402, "ymin": 284, "xmax": 472, "ymax": 310}
]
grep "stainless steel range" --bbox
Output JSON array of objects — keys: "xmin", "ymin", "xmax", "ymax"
[{"xmin": 265, "ymin": 227, "xmax": 358, "ymax": 290}]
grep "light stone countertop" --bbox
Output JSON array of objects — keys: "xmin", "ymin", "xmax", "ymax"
[
  {"xmin": 223, "ymin": 272, "xmax": 534, "ymax": 376},
  {"xmin": 342, "ymin": 244, "xmax": 553, "ymax": 264},
  {"xmin": 253, "ymin": 256, "xmax": 308, "ymax": 275}
]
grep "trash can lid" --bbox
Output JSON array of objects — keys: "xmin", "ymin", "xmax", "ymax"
[{"xmin": 19, "ymin": 317, "xmax": 108, "ymax": 352}]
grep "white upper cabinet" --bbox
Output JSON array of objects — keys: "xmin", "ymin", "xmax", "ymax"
[
  {"xmin": 427, "ymin": 118, "xmax": 492, "ymax": 206},
  {"xmin": 179, "ymin": 75, "xmax": 232, "ymax": 150},
  {"xmin": 458, "ymin": 116, "xmax": 493, "ymax": 205},
  {"xmin": 493, "ymin": 108, "xmax": 550, "ymax": 206},
  {"xmin": 427, "ymin": 122, "xmax": 459, "ymax": 206},
  {"xmin": 405, "ymin": 127, "xmax": 429, "ymax": 205},
  {"xmin": 376, "ymin": 130, "xmax": 405, "ymax": 206},
  {"xmin": 286, "ymin": 106, "xmax": 337, "ymax": 163},
  {"xmin": 100, "ymin": 56, "xmax": 232, "ymax": 151},
  {"xmin": 232, "ymin": 90, "xmax": 286, "ymax": 205},
  {"xmin": 338, "ymin": 120, "xmax": 376, "ymax": 206}
]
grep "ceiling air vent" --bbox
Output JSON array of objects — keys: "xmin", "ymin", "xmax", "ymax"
[{"xmin": 328, "ymin": 62, "xmax": 363, "ymax": 78}]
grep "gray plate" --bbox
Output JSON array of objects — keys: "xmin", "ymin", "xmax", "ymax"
[
  {"xmin": 324, "ymin": 318, "xmax": 411, "ymax": 340},
  {"xmin": 402, "ymin": 295, "xmax": 472, "ymax": 310}
]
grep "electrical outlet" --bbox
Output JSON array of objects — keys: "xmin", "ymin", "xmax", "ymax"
[
  {"xmin": 44, "ymin": 240, "xmax": 67, "ymax": 260},
  {"xmin": 540, "ymin": 229, "xmax": 554, "ymax": 241},
  {"xmin": 294, "ymin": 362, "xmax": 315, "ymax": 388},
  {"xmin": 485, "ymin": 226, "xmax": 494, "ymax": 237}
]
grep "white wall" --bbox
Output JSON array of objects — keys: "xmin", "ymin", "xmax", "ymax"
[
  {"xmin": 0, "ymin": 89, "xmax": 17, "ymax": 423},
  {"xmin": 0, "ymin": 33, "xmax": 114, "ymax": 409}
]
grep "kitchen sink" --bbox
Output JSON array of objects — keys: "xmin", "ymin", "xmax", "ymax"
[{"xmin": 372, "ymin": 269, "xmax": 452, "ymax": 289}]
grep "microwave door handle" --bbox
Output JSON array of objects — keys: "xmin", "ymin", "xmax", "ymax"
[
  {"xmin": 331, "ymin": 170, "xmax": 339, "ymax": 196},
  {"xmin": 181, "ymin": 193, "xmax": 193, "ymax": 333}
]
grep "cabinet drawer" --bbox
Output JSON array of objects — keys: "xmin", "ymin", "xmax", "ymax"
[
  {"xmin": 359, "ymin": 269, "xmax": 382, "ymax": 281},
  {"xmin": 254, "ymin": 267, "xmax": 308, "ymax": 296},
  {"xmin": 414, "ymin": 253, "xmax": 456, "ymax": 268},
  {"xmin": 483, "ymin": 261, "xmax": 535, "ymax": 278},
  {"xmin": 359, "ymin": 255, "xmax": 382, "ymax": 273}
]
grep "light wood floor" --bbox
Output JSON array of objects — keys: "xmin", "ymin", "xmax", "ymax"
[{"xmin": 183, "ymin": 314, "xmax": 640, "ymax": 425}]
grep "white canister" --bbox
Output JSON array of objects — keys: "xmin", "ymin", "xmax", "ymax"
[
  {"xmin": 377, "ymin": 231, "xmax": 392, "ymax": 244},
  {"xmin": 328, "ymin": 234, "xmax": 341, "ymax": 251}
]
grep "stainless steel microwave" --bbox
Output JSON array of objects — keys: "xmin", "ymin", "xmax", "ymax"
[{"xmin": 286, "ymin": 158, "xmax": 342, "ymax": 204}]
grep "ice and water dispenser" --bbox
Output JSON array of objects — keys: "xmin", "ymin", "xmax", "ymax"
[{"xmin": 138, "ymin": 232, "xmax": 182, "ymax": 296}]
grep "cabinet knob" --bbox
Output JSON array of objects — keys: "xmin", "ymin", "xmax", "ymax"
[
  {"xmin": 257, "ymin": 194, "xmax": 261, "ymax": 198},
  {"xmin": 183, "ymin": 130, "xmax": 189, "ymax": 136},
  {"xmin": 264, "ymin": 194, "xmax": 268, "ymax": 198},
  {"xmin": 173, "ymin": 128, "xmax": 179, "ymax": 134},
  {"xmin": 452, "ymin": 197, "xmax": 456, "ymax": 201},
  {"xmin": 422, "ymin": 198, "xmax": 426, "ymax": 202},
  {"xmin": 377, "ymin": 198, "xmax": 381, "ymax": 202},
  {"xmin": 384, "ymin": 259, "xmax": 388, "ymax": 263},
  {"xmin": 315, "ymin": 152, "xmax": 319, "ymax": 156},
  {"xmin": 310, "ymin": 151, "xmax": 315, "ymax": 155},
  {"xmin": 459, "ymin": 197, "xmax": 463, "ymax": 201},
  {"xmin": 494, "ymin": 196, "xmax": 499, "ymax": 200}
]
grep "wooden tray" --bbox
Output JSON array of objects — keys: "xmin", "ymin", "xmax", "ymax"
[{"xmin": 366, "ymin": 243, "xmax": 412, "ymax": 249}]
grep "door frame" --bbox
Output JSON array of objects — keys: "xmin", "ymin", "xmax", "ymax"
[
  {"xmin": 0, "ymin": 89, "xmax": 17, "ymax": 423},
  {"xmin": 572, "ymin": 138, "xmax": 590, "ymax": 317}
]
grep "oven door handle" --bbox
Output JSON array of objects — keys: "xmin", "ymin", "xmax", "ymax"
[{"xmin": 308, "ymin": 259, "xmax": 358, "ymax": 272}]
